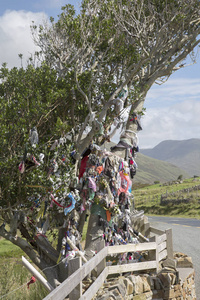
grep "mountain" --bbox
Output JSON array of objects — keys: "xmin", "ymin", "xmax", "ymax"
[
  {"xmin": 133, "ymin": 152, "xmax": 189, "ymax": 184},
  {"xmin": 140, "ymin": 138, "xmax": 200, "ymax": 177}
]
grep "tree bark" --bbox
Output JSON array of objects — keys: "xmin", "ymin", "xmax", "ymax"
[
  {"xmin": 84, "ymin": 213, "xmax": 104, "ymax": 260},
  {"xmin": 77, "ymin": 209, "xmax": 87, "ymax": 235}
]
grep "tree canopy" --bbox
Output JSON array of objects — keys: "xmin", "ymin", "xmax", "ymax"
[
  {"xmin": 0, "ymin": 0, "xmax": 200, "ymax": 288},
  {"xmin": 31, "ymin": 0, "xmax": 200, "ymax": 153}
]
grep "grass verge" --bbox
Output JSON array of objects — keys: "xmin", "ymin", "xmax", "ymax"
[
  {"xmin": 134, "ymin": 178, "xmax": 200, "ymax": 219},
  {"xmin": 0, "ymin": 239, "xmax": 48, "ymax": 300}
]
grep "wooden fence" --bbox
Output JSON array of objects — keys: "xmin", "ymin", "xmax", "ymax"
[{"xmin": 43, "ymin": 212, "xmax": 173, "ymax": 300}]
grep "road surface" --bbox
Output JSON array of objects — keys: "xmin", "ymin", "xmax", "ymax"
[{"xmin": 148, "ymin": 215, "xmax": 200, "ymax": 299}]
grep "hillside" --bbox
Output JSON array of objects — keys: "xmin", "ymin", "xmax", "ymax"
[
  {"xmin": 140, "ymin": 138, "xmax": 200, "ymax": 177},
  {"xmin": 133, "ymin": 153, "xmax": 189, "ymax": 184}
]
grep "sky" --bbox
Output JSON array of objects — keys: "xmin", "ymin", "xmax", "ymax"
[{"xmin": 0, "ymin": 0, "xmax": 200, "ymax": 149}]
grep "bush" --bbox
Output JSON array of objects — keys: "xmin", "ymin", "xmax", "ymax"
[{"xmin": 154, "ymin": 181, "xmax": 160, "ymax": 184}]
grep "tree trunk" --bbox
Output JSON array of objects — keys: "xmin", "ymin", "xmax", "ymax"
[
  {"xmin": 84, "ymin": 213, "xmax": 104, "ymax": 260},
  {"xmin": 111, "ymin": 96, "xmax": 145, "ymax": 158},
  {"xmin": 77, "ymin": 209, "xmax": 87, "ymax": 235},
  {"xmin": 57, "ymin": 227, "xmax": 66, "ymax": 253}
]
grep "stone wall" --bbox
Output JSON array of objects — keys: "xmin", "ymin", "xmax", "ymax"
[
  {"xmin": 160, "ymin": 184, "xmax": 200, "ymax": 205},
  {"xmin": 92, "ymin": 252, "xmax": 196, "ymax": 300}
]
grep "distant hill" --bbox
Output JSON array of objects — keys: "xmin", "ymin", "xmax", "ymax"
[
  {"xmin": 103, "ymin": 141, "xmax": 189, "ymax": 184},
  {"xmin": 133, "ymin": 152, "xmax": 189, "ymax": 184},
  {"xmin": 140, "ymin": 138, "xmax": 200, "ymax": 177}
]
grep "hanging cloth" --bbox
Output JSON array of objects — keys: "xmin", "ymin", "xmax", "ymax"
[
  {"xmin": 88, "ymin": 177, "xmax": 96, "ymax": 191},
  {"xmin": 27, "ymin": 276, "xmax": 36, "ymax": 289},
  {"xmin": 106, "ymin": 210, "xmax": 112, "ymax": 222},
  {"xmin": 104, "ymin": 157, "xmax": 114, "ymax": 178},
  {"xmin": 50, "ymin": 193, "xmax": 76, "ymax": 215},
  {"xmin": 78, "ymin": 156, "xmax": 89, "ymax": 179},
  {"xmin": 64, "ymin": 193, "xmax": 76, "ymax": 215},
  {"xmin": 120, "ymin": 130, "xmax": 138, "ymax": 148},
  {"xmin": 118, "ymin": 171, "xmax": 131, "ymax": 195}
]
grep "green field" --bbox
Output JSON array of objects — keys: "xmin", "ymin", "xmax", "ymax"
[
  {"xmin": 0, "ymin": 239, "xmax": 48, "ymax": 300},
  {"xmin": 133, "ymin": 177, "xmax": 200, "ymax": 219}
]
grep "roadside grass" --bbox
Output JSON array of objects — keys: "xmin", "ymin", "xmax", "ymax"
[
  {"xmin": 0, "ymin": 239, "xmax": 48, "ymax": 300},
  {"xmin": 134, "ymin": 177, "xmax": 200, "ymax": 219},
  {"xmin": 136, "ymin": 202, "xmax": 200, "ymax": 219},
  {"xmin": 0, "ymin": 239, "xmax": 24, "ymax": 257},
  {"xmin": 0, "ymin": 219, "xmax": 89, "ymax": 299}
]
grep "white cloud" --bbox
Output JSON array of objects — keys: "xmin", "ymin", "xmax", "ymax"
[
  {"xmin": 139, "ymin": 98, "xmax": 200, "ymax": 148},
  {"xmin": 0, "ymin": 10, "xmax": 48, "ymax": 68},
  {"xmin": 146, "ymin": 78, "xmax": 200, "ymax": 107}
]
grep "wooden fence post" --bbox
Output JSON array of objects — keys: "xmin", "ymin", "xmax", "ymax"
[
  {"xmin": 155, "ymin": 235, "xmax": 159, "ymax": 272},
  {"xmin": 140, "ymin": 215, "xmax": 150, "ymax": 237},
  {"xmin": 68, "ymin": 257, "xmax": 82, "ymax": 300},
  {"xmin": 143, "ymin": 221, "xmax": 150, "ymax": 238},
  {"xmin": 165, "ymin": 228, "xmax": 173, "ymax": 259},
  {"xmin": 96, "ymin": 240, "xmax": 106, "ymax": 277},
  {"xmin": 148, "ymin": 236, "xmax": 159, "ymax": 272}
]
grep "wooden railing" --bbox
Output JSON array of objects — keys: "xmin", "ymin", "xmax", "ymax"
[{"xmin": 43, "ymin": 213, "xmax": 173, "ymax": 300}]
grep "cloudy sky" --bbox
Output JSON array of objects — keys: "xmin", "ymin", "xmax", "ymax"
[{"xmin": 0, "ymin": 0, "xmax": 200, "ymax": 149}]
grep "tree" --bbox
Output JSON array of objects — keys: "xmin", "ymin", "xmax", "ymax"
[
  {"xmin": 0, "ymin": 63, "xmax": 80, "ymax": 285},
  {"xmin": 177, "ymin": 175, "xmax": 183, "ymax": 181},
  {"xmin": 1, "ymin": 0, "xmax": 200, "ymax": 288},
  {"xmin": 32, "ymin": 0, "xmax": 200, "ymax": 155}
]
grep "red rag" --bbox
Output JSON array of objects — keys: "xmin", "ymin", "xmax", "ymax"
[
  {"xmin": 27, "ymin": 276, "xmax": 36, "ymax": 289},
  {"xmin": 78, "ymin": 156, "xmax": 89, "ymax": 179}
]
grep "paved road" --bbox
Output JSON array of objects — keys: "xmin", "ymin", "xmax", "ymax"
[{"xmin": 148, "ymin": 215, "xmax": 200, "ymax": 299}]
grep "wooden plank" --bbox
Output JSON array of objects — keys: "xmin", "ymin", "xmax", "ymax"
[
  {"xmin": 133, "ymin": 217, "xmax": 139, "ymax": 230},
  {"xmin": 108, "ymin": 261, "xmax": 157, "ymax": 275},
  {"xmin": 96, "ymin": 240, "xmax": 106, "ymax": 277},
  {"xmin": 158, "ymin": 241, "xmax": 167, "ymax": 254},
  {"xmin": 149, "ymin": 236, "xmax": 156, "ymax": 243},
  {"xmin": 43, "ymin": 247, "xmax": 108, "ymax": 300},
  {"xmin": 148, "ymin": 236, "xmax": 156, "ymax": 262},
  {"xmin": 43, "ymin": 222, "xmax": 174, "ymax": 300},
  {"xmin": 166, "ymin": 228, "xmax": 173, "ymax": 259},
  {"xmin": 107, "ymin": 242, "xmax": 156, "ymax": 255},
  {"xmin": 130, "ymin": 211, "xmax": 144, "ymax": 224},
  {"xmin": 131, "ymin": 210, "xmax": 144, "ymax": 219},
  {"xmin": 133, "ymin": 214, "xmax": 143, "ymax": 230},
  {"xmin": 144, "ymin": 222, "xmax": 150, "ymax": 238},
  {"xmin": 80, "ymin": 267, "xmax": 108, "ymax": 300},
  {"xmin": 159, "ymin": 249, "xmax": 168, "ymax": 262},
  {"xmin": 140, "ymin": 216, "xmax": 145, "ymax": 227},
  {"xmin": 66, "ymin": 236, "xmax": 87, "ymax": 263},
  {"xmin": 68, "ymin": 257, "xmax": 82, "ymax": 300},
  {"xmin": 140, "ymin": 215, "xmax": 149, "ymax": 235},
  {"xmin": 157, "ymin": 233, "xmax": 166, "ymax": 245},
  {"xmin": 79, "ymin": 247, "xmax": 108, "ymax": 279},
  {"xmin": 155, "ymin": 235, "xmax": 159, "ymax": 272},
  {"xmin": 149, "ymin": 226, "xmax": 165, "ymax": 236}
]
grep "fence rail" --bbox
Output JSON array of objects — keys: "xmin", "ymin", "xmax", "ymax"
[{"xmin": 43, "ymin": 213, "xmax": 173, "ymax": 300}]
